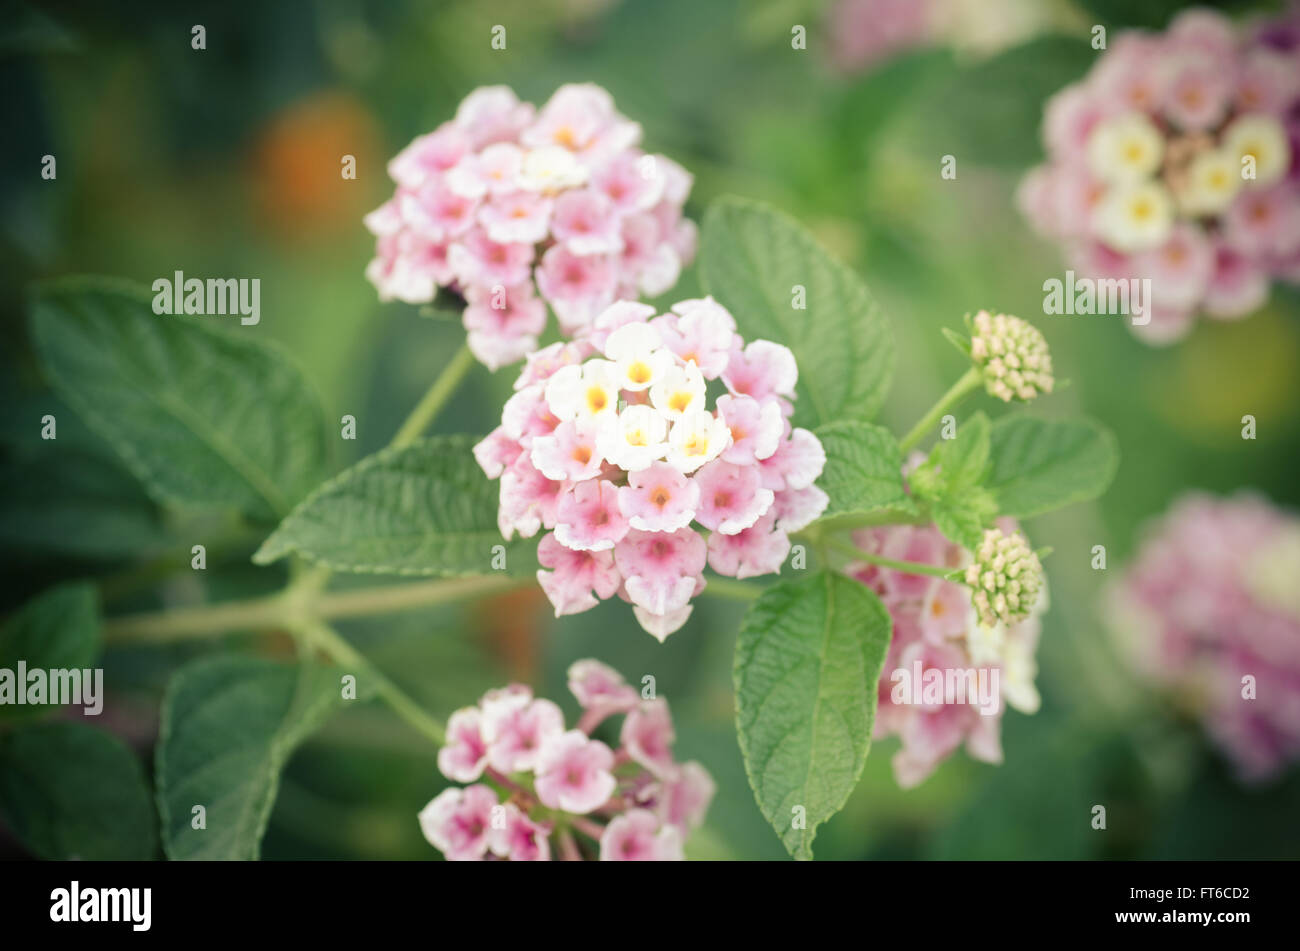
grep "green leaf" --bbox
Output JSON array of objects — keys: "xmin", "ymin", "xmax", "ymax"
[
  {"xmin": 923, "ymin": 411, "xmax": 991, "ymax": 489},
  {"xmin": 814, "ymin": 420, "xmax": 911, "ymax": 519},
  {"xmin": 987, "ymin": 415, "xmax": 1119, "ymax": 519},
  {"xmin": 0, "ymin": 722, "xmax": 156, "ymax": 859},
  {"xmin": 30, "ymin": 276, "xmax": 331, "ymax": 522},
  {"xmin": 0, "ymin": 449, "xmax": 171, "ymax": 559},
  {"xmin": 700, "ymin": 196, "xmax": 893, "ymax": 428},
  {"xmin": 931, "ymin": 497, "xmax": 995, "ymax": 552},
  {"xmin": 156, "ymin": 656, "xmax": 343, "ymax": 860},
  {"xmin": 0, "ymin": 582, "xmax": 100, "ymax": 722},
  {"xmin": 734, "ymin": 571, "xmax": 892, "ymax": 860},
  {"xmin": 909, "ymin": 412, "xmax": 996, "ymax": 549},
  {"xmin": 254, "ymin": 436, "xmax": 535, "ymax": 576}
]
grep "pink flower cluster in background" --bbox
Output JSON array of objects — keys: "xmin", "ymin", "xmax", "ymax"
[
  {"xmin": 473, "ymin": 297, "xmax": 828, "ymax": 641},
  {"xmin": 419, "ymin": 660, "xmax": 715, "ymax": 861},
  {"xmin": 365, "ymin": 84, "xmax": 695, "ymax": 369},
  {"xmin": 1107, "ymin": 493, "xmax": 1300, "ymax": 782},
  {"xmin": 1019, "ymin": 6, "xmax": 1300, "ymax": 343},
  {"xmin": 827, "ymin": 0, "xmax": 935, "ymax": 74},
  {"xmin": 849, "ymin": 518, "xmax": 1046, "ymax": 788}
]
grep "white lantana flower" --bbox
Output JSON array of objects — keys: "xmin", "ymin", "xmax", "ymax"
[
  {"xmin": 596, "ymin": 404, "xmax": 669, "ymax": 471},
  {"xmin": 1093, "ymin": 180, "xmax": 1175, "ymax": 252},
  {"xmin": 518, "ymin": 145, "xmax": 589, "ymax": 192},
  {"xmin": 649, "ymin": 362, "xmax": 707, "ymax": 421},
  {"xmin": 1221, "ymin": 113, "xmax": 1291, "ymax": 187},
  {"xmin": 1086, "ymin": 112, "xmax": 1165, "ymax": 184},
  {"xmin": 1179, "ymin": 149, "xmax": 1242, "ymax": 215},
  {"xmin": 604, "ymin": 322, "xmax": 675, "ymax": 392},
  {"xmin": 545, "ymin": 360, "xmax": 620, "ymax": 425},
  {"xmin": 665, "ymin": 409, "xmax": 730, "ymax": 473}
]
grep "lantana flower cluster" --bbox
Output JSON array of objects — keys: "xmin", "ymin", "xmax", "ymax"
[
  {"xmin": 1107, "ymin": 493, "xmax": 1300, "ymax": 782},
  {"xmin": 365, "ymin": 83, "xmax": 696, "ymax": 369},
  {"xmin": 1019, "ymin": 7, "xmax": 1300, "ymax": 343},
  {"xmin": 419, "ymin": 660, "xmax": 715, "ymax": 861},
  {"xmin": 849, "ymin": 518, "xmax": 1046, "ymax": 788},
  {"xmin": 473, "ymin": 297, "xmax": 829, "ymax": 641}
]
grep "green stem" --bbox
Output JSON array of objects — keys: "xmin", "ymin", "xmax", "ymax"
[
  {"xmin": 300, "ymin": 619, "xmax": 445, "ymax": 746},
  {"xmin": 270, "ymin": 343, "xmax": 478, "ymax": 626},
  {"xmin": 897, "ymin": 367, "xmax": 982, "ymax": 455},
  {"xmin": 103, "ymin": 592, "xmax": 289, "ymax": 644},
  {"xmin": 824, "ymin": 535, "xmax": 956, "ymax": 580},
  {"xmin": 103, "ymin": 574, "xmax": 526, "ymax": 645},
  {"xmin": 390, "ymin": 343, "xmax": 476, "ymax": 448},
  {"xmin": 315, "ymin": 575, "xmax": 521, "ymax": 620}
]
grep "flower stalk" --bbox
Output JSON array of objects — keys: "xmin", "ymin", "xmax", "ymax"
[{"xmin": 898, "ymin": 367, "xmax": 982, "ymax": 454}]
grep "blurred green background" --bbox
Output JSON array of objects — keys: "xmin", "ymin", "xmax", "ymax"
[{"xmin": 2, "ymin": 0, "xmax": 1298, "ymax": 860}]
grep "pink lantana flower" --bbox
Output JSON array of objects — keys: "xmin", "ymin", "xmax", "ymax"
[
  {"xmin": 475, "ymin": 297, "xmax": 826, "ymax": 641},
  {"xmin": 850, "ymin": 519, "xmax": 1046, "ymax": 789},
  {"xmin": 554, "ymin": 479, "xmax": 630, "ymax": 552},
  {"xmin": 621, "ymin": 699, "xmax": 677, "ymax": 777},
  {"xmin": 1108, "ymin": 493, "xmax": 1300, "ymax": 782},
  {"xmin": 1020, "ymin": 5, "xmax": 1300, "ymax": 343},
  {"xmin": 659, "ymin": 762, "xmax": 717, "ymax": 835},
  {"xmin": 437, "ymin": 707, "xmax": 489, "ymax": 783},
  {"xmin": 599, "ymin": 809, "xmax": 684, "ymax": 861},
  {"xmin": 707, "ymin": 511, "xmax": 791, "ymax": 579},
  {"xmin": 418, "ymin": 784, "xmax": 497, "ymax": 861},
  {"xmin": 618, "ymin": 462, "xmax": 699, "ymax": 533},
  {"xmin": 462, "ymin": 282, "xmax": 547, "ymax": 371},
  {"xmin": 567, "ymin": 659, "xmax": 640, "ymax": 715},
  {"xmin": 366, "ymin": 83, "xmax": 694, "ymax": 368},
  {"xmin": 482, "ymin": 697, "xmax": 565, "ymax": 774},
  {"xmin": 535, "ymin": 532, "xmax": 622, "ymax": 617},
  {"xmin": 420, "ymin": 663, "xmax": 714, "ymax": 861},
  {"xmin": 616, "ymin": 527, "xmax": 707, "ymax": 619},
  {"xmin": 488, "ymin": 803, "xmax": 551, "ymax": 862},
  {"xmin": 534, "ymin": 730, "xmax": 617, "ymax": 814},
  {"xmin": 692, "ymin": 460, "xmax": 775, "ymax": 535}
]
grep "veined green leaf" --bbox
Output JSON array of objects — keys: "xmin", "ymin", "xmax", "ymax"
[
  {"xmin": 254, "ymin": 436, "xmax": 535, "ymax": 576},
  {"xmin": 700, "ymin": 196, "xmax": 893, "ymax": 428},
  {"xmin": 30, "ymin": 276, "xmax": 330, "ymax": 522},
  {"xmin": 0, "ymin": 722, "xmax": 156, "ymax": 860},
  {"xmin": 988, "ymin": 415, "xmax": 1119, "ymax": 518},
  {"xmin": 734, "ymin": 571, "xmax": 892, "ymax": 860},
  {"xmin": 156, "ymin": 656, "xmax": 343, "ymax": 860}
]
